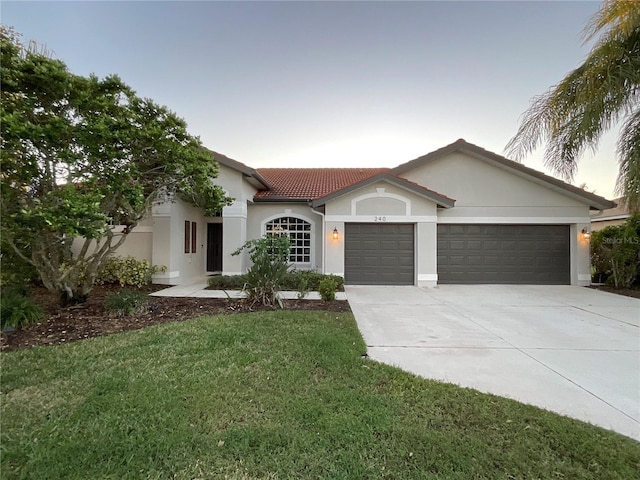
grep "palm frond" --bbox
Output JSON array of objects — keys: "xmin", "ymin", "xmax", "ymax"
[
  {"xmin": 616, "ymin": 107, "xmax": 640, "ymax": 212},
  {"xmin": 583, "ymin": 0, "xmax": 640, "ymax": 44},
  {"xmin": 506, "ymin": 8, "xmax": 640, "ymax": 184}
]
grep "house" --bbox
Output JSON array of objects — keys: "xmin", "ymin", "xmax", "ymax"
[
  {"xmin": 590, "ymin": 198, "xmax": 631, "ymax": 231},
  {"xmin": 114, "ymin": 139, "xmax": 615, "ymax": 287}
]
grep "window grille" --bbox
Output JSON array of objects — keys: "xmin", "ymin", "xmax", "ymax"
[{"xmin": 265, "ymin": 217, "xmax": 311, "ymax": 263}]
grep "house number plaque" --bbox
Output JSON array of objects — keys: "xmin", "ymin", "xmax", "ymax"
[{"xmin": 374, "ymin": 216, "xmax": 387, "ymax": 222}]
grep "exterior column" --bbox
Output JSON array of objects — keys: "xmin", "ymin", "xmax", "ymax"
[
  {"xmin": 150, "ymin": 200, "xmax": 181, "ymax": 285},
  {"xmin": 573, "ymin": 222, "xmax": 592, "ymax": 286},
  {"xmin": 416, "ymin": 221, "xmax": 438, "ymax": 287},
  {"xmin": 222, "ymin": 200, "xmax": 247, "ymax": 276},
  {"xmin": 325, "ymin": 221, "xmax": 345, "ymax": 277}
]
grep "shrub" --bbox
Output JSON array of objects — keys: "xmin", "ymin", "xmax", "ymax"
[
  {"xmin": 233, "ymin": 235, "xmax": 291, "ymax": 307},
  {"xmin": 104, "ymin": 288, "xmax": 149, "ymax": 316},
  {"xmin": 281, "ymin": 270, "xmax": 344, "ymax": 292},
  {"xmin": 591, "ymin": 214, "xmax": 640, "ymax": 288},
  {"xmin": 318, "ymin": 276, "xmax": 337, "ymax": 301},
  {"xmin": 296, "ymin": 275, "xmax": 310, "ymax": 299},
  {"xmin": 96, "ymin": 256, "xmax": 166, "ymax": 288},
  {"xmin": 207, "ymin": 270, "xmax": 345, "ymax": 294},
  {"xmin": 1, "ymin": 288, "xmax": 44, "ymax": 329},
  {"xmin": 321, "ymin": 274, "xmax": 344, "ymax": 292},
  {"xmin": 207, "ymin": 274, "xmax": 248, "ymax": 290}
]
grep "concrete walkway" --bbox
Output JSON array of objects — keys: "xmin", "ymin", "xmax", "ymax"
[
  {"xmin": 345, "ymin": 285, "xmax": 640, "ymax": 441},
  {"xmin": 150, "ymin": 278, "xmax": 348, "ymax": 300}
]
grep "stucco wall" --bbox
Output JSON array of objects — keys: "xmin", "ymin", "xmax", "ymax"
[
  {"xmin": 402, "ymin": 152, "xmax": 587, "ymax": 210},
  {"xmin": 325, "ymin": 182, "xmax": 437, "ymax": 218},
  {"xmin": 151, "ymin": 198, "xmax": 215, "ymax": 285},
  {"xmin": 213, "ymin": 163, "xmax": 255, "ymax": 201},
  {"xmin": 246, "ymin": 203, "xmax": 323, "ymax": 271},
  {"xmin": 70, "ymin": 228, "xmax": 153, "ymax": 264},
  {"xmin": 322, "ymin": 180, "xmax": 440, "ymax": 285},
  {"xmin": 399, "ymin": 151, "xmax": 593, "ymax": 286}
]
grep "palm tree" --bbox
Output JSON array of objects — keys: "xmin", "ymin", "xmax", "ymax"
[{"xmin": 505, "ymin": 0, "xmax": 640, "ymax": 211}]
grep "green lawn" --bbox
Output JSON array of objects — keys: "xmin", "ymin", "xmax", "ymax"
[{"xmin": 1, "ymin": 311, "xmax": 638, "ymax": 479}]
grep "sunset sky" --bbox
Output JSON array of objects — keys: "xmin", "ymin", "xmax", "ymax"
[{"xmin": 3, "ymin": 1, "xmax": 619, "ymax": 199}]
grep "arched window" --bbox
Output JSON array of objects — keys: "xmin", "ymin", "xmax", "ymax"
[{"xmin": 265, "ymin": 217, "xmax": 311, "ymax": 264}]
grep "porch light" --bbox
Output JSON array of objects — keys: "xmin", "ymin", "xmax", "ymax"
[
  {"xmin": 581, "ymin": 228, "xmax": 591, "ymax": 240},
  {"xmin": 332, "ymin": 227, "xmax": 339, "ymax": 240}
]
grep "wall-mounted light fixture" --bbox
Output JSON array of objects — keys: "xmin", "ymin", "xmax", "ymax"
[
  {"xmin": 581, "ymin": 228, "xmax": 591, "ymax": 240},
  {"xmin": 332, "ymin": 227, "xmax": 339, "ymax": 240}
]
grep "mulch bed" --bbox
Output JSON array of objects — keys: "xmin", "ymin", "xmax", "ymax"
[
  {"xmin": 589, "ymin": 285, "xmax": 640, "ymax": 299},
  {"xmin": 1, "ymin": 285, "xmax": 351, "ymax": 353}
]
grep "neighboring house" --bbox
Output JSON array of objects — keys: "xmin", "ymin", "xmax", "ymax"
[
  {"xmin": 590, "ymin": 197, "xmax": 631, "ymax": 231},
  {"xmin": 112, "ymin": 139, "xmax": 615, "ymax": 287}
]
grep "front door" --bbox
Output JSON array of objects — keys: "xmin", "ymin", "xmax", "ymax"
[{"xmin": 207, "ymin": 223, "xmax": 223, "ymax": 272}]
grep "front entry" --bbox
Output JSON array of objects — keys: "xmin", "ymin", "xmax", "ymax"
[{"xmin": 207, "ymin": 223, "xmax": 223, "ymax": 272}]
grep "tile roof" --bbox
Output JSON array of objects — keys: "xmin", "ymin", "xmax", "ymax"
[{"xmin": 254, "ymin": 168, "xmax": 389, "ymax": 200}]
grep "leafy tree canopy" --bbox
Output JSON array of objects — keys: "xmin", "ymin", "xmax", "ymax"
[
  {"xmin": 0, "ymin": 26, "xmax": 231, "ymax": 303},
  {"xmin": 506, "ymin": 0, "xmax": 640, "ymax": 211}
]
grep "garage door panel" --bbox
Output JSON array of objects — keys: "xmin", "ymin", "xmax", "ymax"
[
  {"xmin": 438, "ymin": 224, "xmax": 569, "ymax": 284},
  {"xmin": 345, "ymin": 223, "xmax": 414, "ymax": 285},
  {"xmin": 450, "ymin": 241, "xmax": 466, "ymax": 249}
]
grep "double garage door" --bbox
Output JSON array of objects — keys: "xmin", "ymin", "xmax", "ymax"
[{"xmin": 344, "ymin": 223, "xmax": 570, "ymax": 285}]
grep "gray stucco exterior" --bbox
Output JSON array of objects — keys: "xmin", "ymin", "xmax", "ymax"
[{"xmin": 99, "ymin": 140, "xmax": 614, "ymax": 287}]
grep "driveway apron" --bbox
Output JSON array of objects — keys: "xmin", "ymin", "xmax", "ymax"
[{"xmin": 345, "ymin": 285, "xmax": 640, "ymax": 441}]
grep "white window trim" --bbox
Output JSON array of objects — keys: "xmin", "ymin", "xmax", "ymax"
[{"xmin": 261, "ymin": 213, "xmax": 315, "ymax": 269}]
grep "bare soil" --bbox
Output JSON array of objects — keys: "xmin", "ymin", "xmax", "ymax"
[
  {"xmin": 589, "ymin": 285, "xmax": 640, "ymax": 299},
  {"xmin": 1, "ymin": 285, "xmax": 351, "ymax": 352}
]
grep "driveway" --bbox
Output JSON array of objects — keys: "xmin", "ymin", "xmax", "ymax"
[{"xmin": 345, "ymin": 285, "xmax": 640, "ymax": 441}]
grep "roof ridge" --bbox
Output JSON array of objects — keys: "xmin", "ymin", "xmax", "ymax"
[{"xmin": 256, "ymin": 167, "xmax": 389, "ymax": 171}]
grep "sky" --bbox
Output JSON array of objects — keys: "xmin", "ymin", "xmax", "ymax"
[{"xmin": 2, "ymin": 0, "xmax": 620, "ymax": 199}]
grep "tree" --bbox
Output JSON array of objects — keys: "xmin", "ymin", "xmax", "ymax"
[
  {"xmin": 590, "ymin": 214, "xmax": 640, "ymax": 288},
  {"xmin": 505, "ymin": 0, "xmax": 640, "ymax": 212},
  {"xmin": 0, "ymin": 27, "xmax": 231, "ymax": 304}
]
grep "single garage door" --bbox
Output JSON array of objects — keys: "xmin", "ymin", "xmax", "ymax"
[
  {"xmin": 437, "ymin": 224, "xmax": 570, "ymax": 284},
  {"xmin": 345, "ymin": 223, "xmax": 414, "ymax": 285}
]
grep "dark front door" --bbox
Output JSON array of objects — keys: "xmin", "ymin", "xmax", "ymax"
[{"xmin": 207, "ymin": 223, "xmax": 223, "ymax": 272}]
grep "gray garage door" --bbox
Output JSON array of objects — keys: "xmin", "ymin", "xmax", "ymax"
[
  {"xmin": 345, "ymin": 223, "xmax": 414, "ymax": 285},
  {"xmin": 437, "ymin": 224, "xmax": 570, "ymax": 284}
]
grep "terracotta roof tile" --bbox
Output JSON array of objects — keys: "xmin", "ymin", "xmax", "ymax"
[{"xmin": 255, "ymin": 168, "xmax": 389, "ymax": 200}]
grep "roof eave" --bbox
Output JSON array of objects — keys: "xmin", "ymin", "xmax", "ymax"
[
  {"xmin": 253, "ymin": 196, "xmax": 311, "ymax": 203},
  {"xmin": 211, "ymin": 151, "xmax": 272, "ymax": 190}
]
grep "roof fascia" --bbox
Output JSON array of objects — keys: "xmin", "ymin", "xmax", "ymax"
[{"xmin": 252, "ymin": 197, "xmax": 310, "ymax": 203}]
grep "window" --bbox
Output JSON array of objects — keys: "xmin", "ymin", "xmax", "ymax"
[
  {"xmin": 191, "ymin": 222, "xmax": 197, "ymax": 253},
  {"xmin": 185, "ymin": 221, "xmax": 197, "ymax": 253},
  {"xmin": 184, "ymin": 221, "xmax": 191, "ymax": 253},
  {"xmin": 265, "ymin": 217, "xmax": 311, "ymax": 264}
]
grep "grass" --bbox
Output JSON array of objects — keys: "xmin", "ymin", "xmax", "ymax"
[{"xmin": 1, "ymin": 311, "xmax": 638, "ymax": 479}]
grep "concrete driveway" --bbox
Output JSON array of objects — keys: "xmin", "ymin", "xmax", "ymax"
[{"xmin": 345, "ymin": 285, "xmax": 640, "ymax": 441}]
